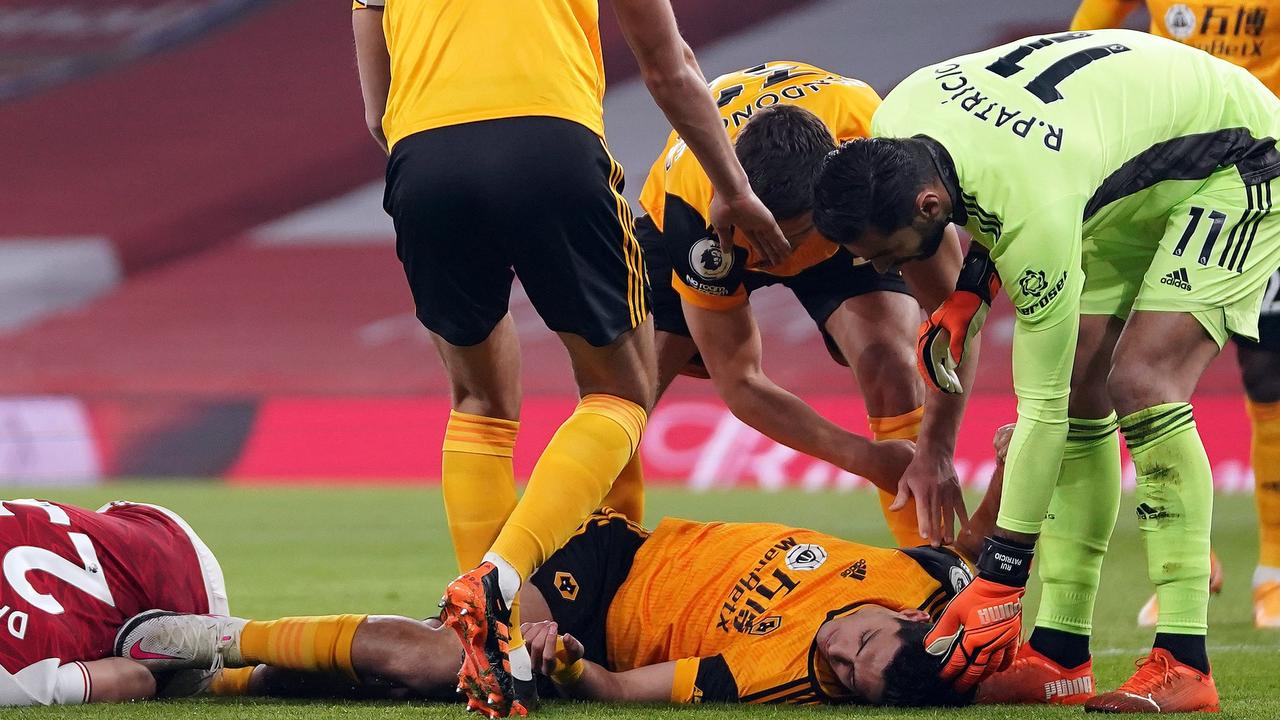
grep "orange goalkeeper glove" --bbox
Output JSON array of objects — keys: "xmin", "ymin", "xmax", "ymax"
[
  {"xmin": 917, "ymin": 249, "xmax": 1000, "ymax": 394},
  {"xmin": 924, "ymin": 537, "xmax": 1032, "ymax": 693}
]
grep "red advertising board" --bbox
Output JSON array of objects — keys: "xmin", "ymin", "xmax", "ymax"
[{"xmin": 226, "ymin": 394, "xmax": 1256, "ymax": 492}]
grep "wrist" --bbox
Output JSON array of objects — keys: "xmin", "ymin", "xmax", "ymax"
[
  {"xmin": 550, "ymin": 658, "xmax": 585, "ymax": 686},
  {"xmin": 976, "ymin": 536, "xmax": 1034, "ymax": 587}
]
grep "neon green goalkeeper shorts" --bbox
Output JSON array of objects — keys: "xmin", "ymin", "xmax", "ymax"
[{"xmin": 1080, "ymin": 166, "xmax": 1280, "ymax": 346}]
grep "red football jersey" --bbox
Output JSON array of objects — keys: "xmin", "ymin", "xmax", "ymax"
[{"xmin": 0, "ymin": 500, "xmax": 211, "ymax": 705}]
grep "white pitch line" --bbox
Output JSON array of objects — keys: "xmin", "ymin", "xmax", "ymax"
[{"xmin": 1093, "ymin": 644, "xmax": 1279, "ymax": 657}]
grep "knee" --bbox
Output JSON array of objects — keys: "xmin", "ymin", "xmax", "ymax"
[
  {"xmin": 1106, "ymin": 360, "xmax": 1169, "ymax": 417},
  {"xmin": 854, "ymin": 346, "xmax": 923, "ymax": 416},
  {"xmin": 449, "ymin": 384, "xmax": 520, "ymax": 421}
]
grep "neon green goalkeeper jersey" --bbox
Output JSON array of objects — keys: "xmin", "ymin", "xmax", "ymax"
[{"xmin": 873, "ymin": 29, "xmax": 1280, "ymax": 534}]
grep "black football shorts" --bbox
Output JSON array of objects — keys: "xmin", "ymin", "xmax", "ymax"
[{"xmin": 385, "ymin": 117, "xmax": 649, "ymax": 347}]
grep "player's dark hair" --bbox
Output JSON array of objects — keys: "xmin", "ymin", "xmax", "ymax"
[
  {"xmin": 812, "ymin": 137, "xmax": 937, "ymax": 245},
  {"xmin": 880, "ymin": 620, "xmax": 975, "ymax": 707},
  {"xmin": 734, "ymin": 104, "xmax": 837, "ymax": 220}
]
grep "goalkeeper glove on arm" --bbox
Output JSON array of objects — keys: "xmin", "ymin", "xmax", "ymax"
[
  {"xmin": 924, "ymin": 537, "xmax": 1032, "ymax": 693},
  {"xmin": 917, "ymin": 248, "xmax": 1000, "ymax": 393}
]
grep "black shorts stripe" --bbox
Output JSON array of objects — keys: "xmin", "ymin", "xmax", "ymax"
[
  {"xmin": 1224, "ymin": 183, "xmax": 1262, "ymax": 270},
  {"xmin": 1235, "ymin": 179, "xmax": 1273, "ymax": 273},
  {"xmin": 600, "ymin": 139, "xmax": 646, "ymax": 328}
]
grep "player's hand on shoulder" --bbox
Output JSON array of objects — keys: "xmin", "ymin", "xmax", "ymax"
[{"xmin": 709, "ymin": 190, "xmax": 790, "ymax": 269}]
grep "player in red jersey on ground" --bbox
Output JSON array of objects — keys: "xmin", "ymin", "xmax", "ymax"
[{"xmin": 0, "ymin": 498, "xmax": 226, "ymax": 706}]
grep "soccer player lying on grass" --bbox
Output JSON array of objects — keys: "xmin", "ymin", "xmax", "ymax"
[
  {"xmin": 0, "ymin": 499, "xmax": 227, "ymax": 706},
  {"xmin": 116, "ymin": 426, "xmax": 1018, "ymax": 711}
]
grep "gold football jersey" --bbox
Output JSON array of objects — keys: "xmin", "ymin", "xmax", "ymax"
[{"xmin": 354, "ymin": 0, "xmax": 607, "ymax": 147}]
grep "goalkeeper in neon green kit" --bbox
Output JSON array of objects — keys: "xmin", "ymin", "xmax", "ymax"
[{"xmin": 813, "ymin": 29, "xmax": 1280, "ymax": 713}]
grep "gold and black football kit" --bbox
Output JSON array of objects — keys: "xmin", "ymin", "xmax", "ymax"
[
  {"xmin": 356, "ymin": 0, "xmax": 645, "ymax": 347},
  {"xmin": 530, "ymin": 510, "xmax": 972, "ymax": 704},
  {"xmin": 636, "ymin": 62, "xmax": 905, "ymax": 362}
]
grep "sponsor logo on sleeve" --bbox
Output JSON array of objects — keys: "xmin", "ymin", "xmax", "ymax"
[
  {"xmin": 1165, "ymin": 4, "xmax": 1197, "ymax": 40},
  {"xmin": 1018, "ymin": 269, "xmax": 1048, "ymax": 297},
  {"xmin": 690, "ymin": 237, "xmax": 733, "ymax": 281},
  {"xmin": 1016, "ymin": 270, "xmax": 1068, "ymax": 316}
]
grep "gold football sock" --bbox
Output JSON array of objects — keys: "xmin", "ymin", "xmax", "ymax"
[
  {"xmin": 600, "ymin": 453, "xmax": 645, "ymax": 523},
  {"xmin": 870, "ymin": 406, "xmax": 924, "ymax": 546},
  {"xmin": 1249, "ymin": 399, "xmax": 1280, "ymax": 568},
  {"xmin": 490, "ymin": 394, "xmax": 646, "ymax": 581},
  {"xmin": 442, "ymin": 411, "xmax": 520, "ymax": 572},
  {"xmin": 238, "ymin": 615, "xmax": 367, "ymax": 681},
  {"xmin": 209, "ymin": 667, "xmax": 255, "ymax": 696}
]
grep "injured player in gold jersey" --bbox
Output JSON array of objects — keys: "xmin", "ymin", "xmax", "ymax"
[{"xmin": 116, "ymin": 428, "xmax": 1018, "ymax": 712}]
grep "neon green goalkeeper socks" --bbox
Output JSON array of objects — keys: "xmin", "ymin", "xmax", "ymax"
[
  {"xmin": 1034, "ymin": 414, "xmax": 1121, "ymax": 636},
  {"xmin": 1120, "ymin": 403, "xmax": 1212, "ymax": 635}
]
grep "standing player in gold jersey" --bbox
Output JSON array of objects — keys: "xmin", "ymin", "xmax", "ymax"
[
  {"xmin": 632, "ymin": 63, "xmax": 970, "ymax": 547},
  {"xmin": 351, "ymin": 1, "xmax": 789, "ymax": 716},
  {"xmin": 1070, "ymin": 0, "xmax": 1280, "ymax": 632}
]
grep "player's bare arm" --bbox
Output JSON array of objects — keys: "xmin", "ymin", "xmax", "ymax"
[
  {"xmin": 683, "ymin": 300, "xmax": 914, "ymax": 488},
  {"xmin": 611, "ymin": 0, "xmax": 789, "ymax": 267},
  {"xmin": 81, "ymin": 658, "xmax": 158, "ymax": 704},
  {"xmin": 521, "ymin": 621, "xmax": 678, "ymax": 703},
  {"xmin": 896, "ymin": 223, "xmax": 972, "ymax": 545},
  {"xmin": 954, "ymin": 424, "xmax": 1014, "ymax": 563},
  {"xmin": 351, "ymin": 6, "xmax": 390, "ymax": 154}
]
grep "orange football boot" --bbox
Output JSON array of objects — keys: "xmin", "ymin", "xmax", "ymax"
[
  {"xmin": 977, "ymin": 644, "xmax": 1095, "ymax": 705},
  {"xmin": 1139, "ymin": 551, "xmax": 1223, "ymax": 627},
  {"xmin": 1084, "ymin": 648, "xmax": 1219, "ymax": 713},
  {"xmin": 440, "ymin": 562, "xmax": 527, "ymax": 718}
]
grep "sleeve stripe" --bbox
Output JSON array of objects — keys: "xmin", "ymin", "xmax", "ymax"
[{"xmin": 77, "ymin": 662, "xmax": 90, "ymax": 704}]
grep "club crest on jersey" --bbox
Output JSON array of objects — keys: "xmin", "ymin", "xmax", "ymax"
[
  {"xmin": 784, "ymin": 543, "xmax": 827, "ymax": 571},
  {"xmin": 1018, "ymin": 269, "xmax": 1048, "ymax": 297},
  {"xmin": 1165, "ymin": 4, "xmax": 1197, "ymax": 40},
  {"xmin": 690, "ymin": 237, "xmax": 733, "ymax": 280},
  {"xmin": 949, "ymin": 564, "xmax": 973, "ymax": 593},
  {"xmin": 748, "ymin": 615, "xmax": 783, "ymax": 636},
  {"xmin": 553, "ymin": 571, "xmax": 579, "ymax": 601}
]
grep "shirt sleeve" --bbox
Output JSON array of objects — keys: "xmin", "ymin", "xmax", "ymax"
[
  {"xmin": 352, "ymin": 0, "xmax": 385, "ymax": 8},
  {"xmin": 1069, "ymin": 0, "xmax": 1139, "ymax": 30},
  {"xmin": 670, "ymin": 655, "xmax": 739, "ymax": 703},
  {"xmin": 990, "ymin": 199, "xmax": 1085, "ymax": 536},
  {"xmin": 0, "ymin": 659, "xmax": 90, "ymax": 706},
  {"xmin": 662, "ymin": 193, "xmax": 750, "ymax": 312}
]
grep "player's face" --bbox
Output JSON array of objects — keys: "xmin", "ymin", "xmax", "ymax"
[
  {"xmin": 818, "ymin": 606, "xmax": 930, "ymax": 703},
  {"xmin": 850, "ymin": 217, "xmax": 947, "ymax": 274}
]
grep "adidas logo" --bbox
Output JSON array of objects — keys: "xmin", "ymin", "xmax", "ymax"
[
  {"xmin": 1160, "ymin": 267, "xmax": 1192, "ymax": 291},
  {"xmin": 841, "ymin": 559, "xmax": 868, "ymax": 581},
  {"xmin": 1044, "ymin": 676, "xmax": 1094, "ymax": 700}
]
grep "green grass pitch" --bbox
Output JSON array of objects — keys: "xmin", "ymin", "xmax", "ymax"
[{"xmin": 5, "ymin": 483, "xmax": 1278, "ymax": 719}]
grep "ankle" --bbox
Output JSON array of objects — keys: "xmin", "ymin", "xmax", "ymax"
[
  {"xmin": 1153, "ymin": 633, "xmax": 1210, "ymax": 674},
  {"xmin": 1028, "ymin": 627, "xmax": 1091, "ymax": 669},
  {"xmin": 482, "ymin": 552, "xmax": 522, "ymax": 605}
]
